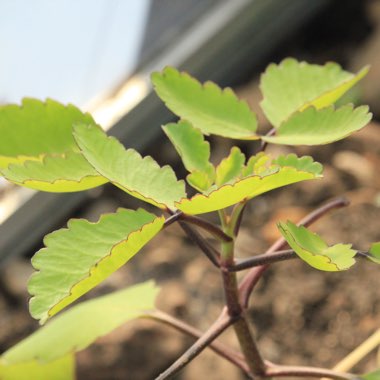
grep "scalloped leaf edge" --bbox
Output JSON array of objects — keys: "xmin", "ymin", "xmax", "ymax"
[{"xmin": 29, "ymin": 209, "xmax": 164, "ymax": 323}]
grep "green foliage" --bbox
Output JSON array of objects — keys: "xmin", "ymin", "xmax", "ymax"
[
  {"xmin": 273, "ymin": 153, "xmax": 323, "ymax": 174},
  {"xmin": 73, "ymin": 123, "xmax": 186, "ymax": 209},
  {"xmin": 1, "ymin": 152, "xmax": 107, "ymax": 192},
  {"xmin": 0, "ymin": 58, "xmax": 376, "ymax": 379},
  {"xmin": 278, "ymin": 221, "xmax": 356, "ymax": 271},
  {"xmin": 1, "ymin": 281, "xmax": 158, "ymax": 379},
  {"xmin": 260, "ymin": 58, "xmax": 368, "ymax": 127},
  {"xmin": 0, "ymin": 98, "xmax": 93, "ymax": 163},
  {"xmin": 29, "ymin": 208, "xmax": 164, "ymax": 323},
  {"xmin": 0, "ymin": 355, "xmax": 74, "ymax": 380},
  {"xmin": 215, "ymin": 147, "xmax": 245, "ymax": 186},
  {"xmin": 262, "ymin": 104, "xmax": 372, "ymax": 146},
  {"xmin": 187, "ymin": 170, "xmax": 214, "ymax": 192},
  {"xmin": 367, "ymin": 242, "xmax": 380, "ymax": 264},
  {"xmin": 163, "ymin": 121, "xmax": 213, "ymax": 174},
  {"xmin": 241, "ymin": 152, "xmax": 270, "ymax": 177},
  {"xmin": 177, "ymin": 156, "xmax": 321, "ymax": 215},
  {"xmin": 151, "ymin": 67, "xmax": 259, "ymax": 139},
  {"xmin": 0, "ymin": 98, "xmax": 106, "ymax": 192},
  {"xmin": 163, "ymin": 120, "xmax": 215, "ymax": 191}
]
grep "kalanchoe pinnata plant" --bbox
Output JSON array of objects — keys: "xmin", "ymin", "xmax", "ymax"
[{"xmin": 0, "ymin": 58, "xmax": 379, "ymax": 380}]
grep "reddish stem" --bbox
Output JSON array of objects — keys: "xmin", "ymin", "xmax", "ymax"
[
  {"xmin": 265, "ymin": 363, "xmax": 360, "ymax": 380},
  {"xmin": 146, "ymin": 309, "xmax": 250, "ymax": 376},
  {"xmin": 154, "ymin": 309, "xmax": 234, "ymax": 380}
]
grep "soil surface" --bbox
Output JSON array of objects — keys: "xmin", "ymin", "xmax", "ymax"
[{"xmin": 1, "ymin": 1, "xmax": 380, "ymax": 379}]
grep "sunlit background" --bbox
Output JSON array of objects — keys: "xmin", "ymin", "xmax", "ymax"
[{"xmin": 0, "ymin": 0, "xmax": 150, "ymax": 107}]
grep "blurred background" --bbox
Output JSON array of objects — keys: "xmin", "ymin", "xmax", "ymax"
[{"xmin": 0, "ymin": 0, "xmax": 380, "ymax": 379}]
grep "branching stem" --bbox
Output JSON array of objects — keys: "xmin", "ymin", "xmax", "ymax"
[
  {"xmin": 179, "ymin": 213, "xmax": 232, "ymax": 242},
  {"xmin": 154, "ymin": 309, "xmax": 234, "ymax": 380},
  {"xmin": 178, "ymin": 221, "xmax": 221, "ymax": 268},
  {"xmin": 145, "ymin": 309, "xmax": 251, "ymax": 376},
  {"xmin": 162, "ymin": 198, "xmax": 352, "ymax": 379},
  {"xmin": 219, "ymin": 212, "xmax": 267, "ymax": 378}
]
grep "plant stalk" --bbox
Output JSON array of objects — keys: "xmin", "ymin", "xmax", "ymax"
[
  {"xmin": 220, "ymin": 216, "xmax": 267, "ymax": 378},
  {"xmin": 231, "ymin": 249, "xmax": 371, "ymax": 273},
  {"xmin": 146, "ymin": 309, "xmax": 251, "ymax": 376},
  {"xmin": 179, "ymin": 213, "xmax": 233, "ymax": 242},
  {"xmin": 231, "ymin": 249, "xmax": 296, "ymax": 271},
  {"xmin": 178, "ymin": 220, "xmax": 221, "ymax": 268},
  {"xmin": 265, "ymin": 363, "xmax": 361, "ymax": 380}
]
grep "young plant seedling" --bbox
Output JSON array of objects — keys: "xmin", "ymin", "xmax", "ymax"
[{"xmin": 0, "ymin": 58, "xmax": 379, "ymax": 380}]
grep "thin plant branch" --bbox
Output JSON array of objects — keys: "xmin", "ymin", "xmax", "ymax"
[
  {"xmin": 178, "ymin": 220, "xmax": 221, "ymax": 268},
  {"xmin": 231, "ymin": 249, "xmax": 297, "ymax": 271},
  {"xmin": 231, "ymin": 249, "xmax": 371, "ymax": 272},
  {"xmin": 145, "ymin": 309, "xmax": 251, "ymax": 377},
  {"xmin": 179, "ymin": 213, "xmax": 233, "ymax": 242},
  {"xmin": 238, "ymin": 197, "xmax": 350, "ymax": 308},
  {"xmin": 265, "ymin": 363, "xmax": 361, "ymax": 380},
  {"xmin": 154, "ymin": 309, "xmax": 234, "ymax": 380},
  {"xmin": 232, "ymin": 314, "xmax": 267, "ymax": 378},
  {"xmin": 163, "ymin": 210, "xmax": 183, "ymax": 228},
  {"xmin": 297, "ymin": 197, "xmax": 350, "ymax": 227}
]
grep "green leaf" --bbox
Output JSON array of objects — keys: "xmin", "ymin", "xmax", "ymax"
[
  {"xmin": 367, "ymin": 242, "xmax": 380, "ymax": 264},
  {"xmin": 163, "ymin": 120, "xmax": 215, "ymax": 192},
  {"xmin": 187, "ymin": 170, "xmax": 213, "ymax": 192},
  {"xmin": 273, "ymin": 153, "xmax": 323, "ymax": 175},
  {"xmin": 73, "ymin": 123, "xmax": 186, "ymax": 209},
  {"xmin": 177, "ymin": 165, "xmax": 319, "ymax": 215},
  {"xmin": 261, "ymin": 105, "xmax": 372, "ymax": 146},
  {"xmin": 152, "ymin": 67, "xmax": 259, "ymax": 139},
  {"xmin": 260, "ymin": 58, "xmax": 368, "ymax": 127},
  {"xmin": 28, "ymin": 208, "xmax": 164, "ymax": 323},
  {"xmin": 1, "ymin": 152, "xmax": 107, "ymax": 192},
  {"xmin": 0, "ymin": 355, "xmax": 74, "ymax": 380},
  {"xmin": 215, "ymin": 147, "xmax": 245, "ymax": 186},
  {"xmin": 163, "ymin": 121, "xmax": 214, "ymax": 174},
  {"xmin": 0, "ymin": 98, "xmax": 96, "ymax": 168},
  {"xmin": 278, "ymin": 221, "xmax": 356, "ymax": 271},
  {"xmin": 4, "ymin": 281, "xmax": 158, "ymax": 363},
  {"xmin": 362, "ymin": 368, "xmax": 380, "ymax": 380},
  {"xmin": 242, "ymin": 152, "xmax": 271, "ymax": 177},
  {"xmin": 0, "ymin": 98, "xmax": 107, "ymax": 192}
]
